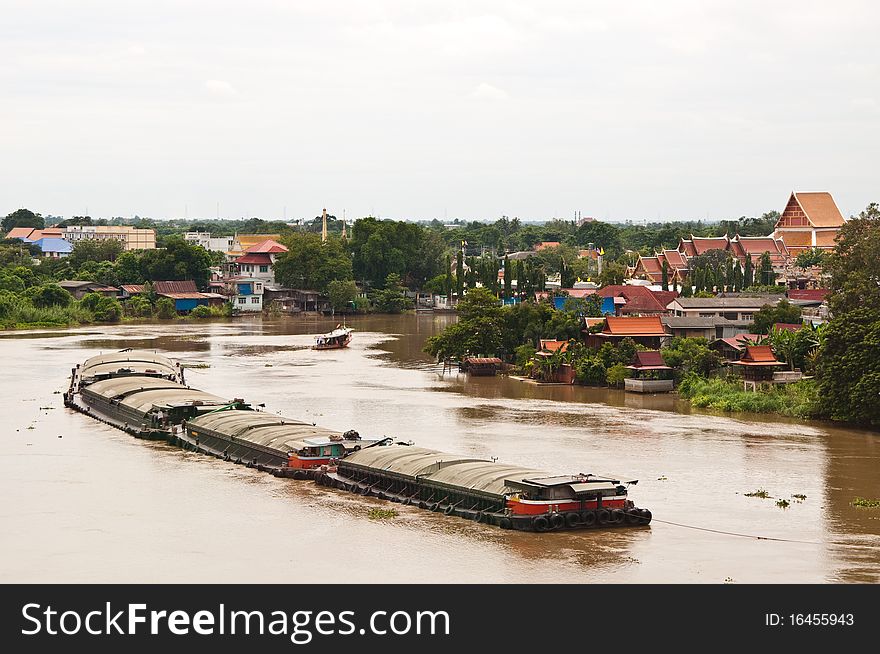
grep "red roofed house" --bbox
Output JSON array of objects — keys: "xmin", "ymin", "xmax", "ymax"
[
  {"xmin": 533, "ymin": 241, "xmax": 561, "ymax": 251},
  {"xmin": 773, "ymin": 191, "xmax": 845, "ymax": 255},
  {"xmin": 632, "ymin": 249, "xmax": 689, "ymax": 284},
  {"xmin": 231, "ymin": 239, "xmax": 288, "ymax": 285},
  {"xmin": 151, "ymin": 280, "xmax": 226, "ymax": 312},
  {"xmin": 729, "ymin": 345, "xmax": 786, "ymax": 390},
  {"xmin": 586, "ymin": 315, "xmax": 670, "ymax": 349},
  {"xmin": 4, "ymin": 227, "xmax": 38, "ymax": 240},
  {"xmin": 709, "ymin": 333, "xmax": 761, "ymax": 360}
]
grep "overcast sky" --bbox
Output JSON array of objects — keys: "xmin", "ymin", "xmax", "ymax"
[{"xmin": 1, "ymin": 1, "xmax": 877, "ymax": 223}]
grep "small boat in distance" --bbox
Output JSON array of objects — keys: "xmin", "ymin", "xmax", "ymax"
[{"xmin": 313, "ymin": 325, "xmax": 353, "ymax": 350}]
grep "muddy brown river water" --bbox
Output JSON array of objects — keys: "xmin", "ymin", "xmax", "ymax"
[{"xmin": 1, "ymin": 314, "xmax": 878, "ymax": 583}]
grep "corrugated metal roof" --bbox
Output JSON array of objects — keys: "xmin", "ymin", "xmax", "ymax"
[
  {"xmin": 153, "ymin": 280, "xmax": 198, "ymax": 294},
  {"xmin": 341, "ymin": 445, "xmax": 481, "ymax": 479}
]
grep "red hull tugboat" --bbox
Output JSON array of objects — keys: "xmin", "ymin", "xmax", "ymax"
[
  {"xmin": 313, "ymin": 325, "xmax": 353, "ymax": 350},
  {"xmin": 325, "ymin": 444, "xmax": 652, "ymax": 532}
]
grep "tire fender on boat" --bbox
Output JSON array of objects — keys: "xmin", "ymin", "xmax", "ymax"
[
  {"xmin": 596, "ymin": 508, "xmax": 611, "ymax": 524},
  {"xmin": 564, "ymin": 512, "xmax": 581, "ymax": 528},
  {"xmin": 532, "ymin": 515, "xmax": 550, "ymax": 532},
  {"xmin": 549, "ymin": 513, "xmax": 565, "ymax": 530},
  {"xmin": 580, "ymin": 510, "xmax": 597, "ymax": 527}
]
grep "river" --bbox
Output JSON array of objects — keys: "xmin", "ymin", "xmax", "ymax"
[{"xmin": 1, "ymin": 313, "xmax": 878, "ymax": 583}]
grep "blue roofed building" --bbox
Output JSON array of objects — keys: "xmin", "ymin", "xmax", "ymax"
[{"xmin": 32, "ymin": 237, "xmax": 73, "ymax": 258}]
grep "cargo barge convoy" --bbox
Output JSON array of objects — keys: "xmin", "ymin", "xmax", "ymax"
[{"xmin": 65, "ymin": 350, "xmax": 652, "ymax": 532}]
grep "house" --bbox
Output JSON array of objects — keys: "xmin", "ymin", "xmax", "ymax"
[
  {"xmin": 57, "ymin": 280, "xmax": 120, "ymax": 300},
  {"xmin": 729, "ymin": 236, "xmax": 789, "ymax": 266},
  {"xmin": 666, "ymin": 296, "xmax": 781, "ymax": 322},
  {"xmin": 64, "ymin": 225, "xmax": 156, "ymax": 250},
  {"xmin": 152, "ymin": 280, "xmax": 224, "ymax": 312},
  {"xmin": 532, "ymin": 341, "xmax": 575, "ymax": 384},
  {"xmin": 533, "ymin": 241, "xmax": 561, "ymax": 251},
  {"xmin": 773, "ymin": 322, "xmax": 803, "ymax": 332},
  {"xmin": 597, "ymin": 285, "xmax": 677, "ymax": 316},
  {"xmin": 227, "ymin": 238, "xmax": 288, "ymax": 285},
  {"xmin": 538, "ymin": 339, "xmax": 569, "ymax": 353},
  {"xmin": 227, "ymin": 233, "xmax": 281, "ymax": 258},
  {"xmin": 709, "ymin": 333, "xmax": 762, "ymax": 360},
  {"xmin": 773, "ymin": 191, "xmax": 845, "ymax": 255},
  {"xmin": 184, "ymin": 232, "xmax": 235, "ymax": 252},
  {"xmin": 4, "ymin": 227, "xmax": 40, "ymax": 240},
  {"xmin": 224, "ymin": 277, "xmax": 264, "ymax": 312},
  {"xmin": 729, "ymin": 345, "xmax": 786, "ymax": 390},
  {"xmin": 662, "ymin": 315, "xmax": 752, "ymax": 340},
  {"xmin": 585, "ymin": 316, "xmax": 670, "ymax": 349},
  {"xmin": 31, "ymin": 237, "xmax": 73, "ymax": 258},
  {"xmin": 624, "ymin": 351, "xmax": 673, "ymax": 393},
  {"xmin": 460, "ymin": 357, "xmax": 503, "ymax": 376}
]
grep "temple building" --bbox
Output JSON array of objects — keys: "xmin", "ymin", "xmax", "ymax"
[{"xmin": 773, "ymin": 191, "xmax": 845, "ymax": 255}]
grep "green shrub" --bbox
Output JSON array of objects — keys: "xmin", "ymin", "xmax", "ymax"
[
  {"xmin": 189, "ymin": 304, "xmax": 213, "ymax": 319},
  {"xmin": 125, "ymin": 295, "xmax": 154, "ymax": 317},
  {"xmin": 575, "ymin": 357, "xmax": 606, "ymax": 385},
  {"xmin": 678, "ymin": 373, "xmax": 820, "ymax": 419},
  {"xmin": 514, "ymin": 344, "xmax": 536, "ymax": 369},
  {"xmin": 156, "ymin": 297, "xmax": 177, "ymax": 319},
  {"xmin": 606, "ymin": 363, "xmax": 629, "ymax": 387}
]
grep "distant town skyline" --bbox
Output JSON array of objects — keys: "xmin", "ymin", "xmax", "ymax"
[{"xmin": 2, "ymin": 2, "xmax": 877, "ymax": 222}]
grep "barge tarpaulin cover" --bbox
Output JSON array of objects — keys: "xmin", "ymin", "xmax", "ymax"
[
  {"xmin": 186, "ymin": 410, "xmax": 347, "ymax": 461},
  {"xmin": 339, "ymin": 444, "xmax": 546, "ymax": 500},
  {"xmin": 79, "ymin": 351, "xmax": 180, "ymax": 381},
  {"xmin": 80, "ymin": 377, "xmax": 235, "ymax": 423}
]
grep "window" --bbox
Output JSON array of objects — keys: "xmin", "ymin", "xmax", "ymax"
[
  {"xmin": 255, "ymin": 283, "xmax": 262, "ymax": 291},
  {"xmin": 260, "ymin": 265, "xmax": 268, "ymax": 273},
  {"xmin": 251, "ymin": 297, "xmax": 260, "ymax": 304},
  {"xmin": 699, "ymin": 313, "xmax": 715, "ymax": 318},
  {"xmin": 741, "ymin": 313, "xmax": 753, "ymax": 320},
  {"xmin": 238, "ymin": 297, "xmax": 246, "ymax": 304}
]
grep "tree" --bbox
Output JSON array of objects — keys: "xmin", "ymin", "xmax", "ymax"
[
  {"xmin": 31, "ymin": 284, "xmax": 72, "ymax": 308},
  {"xmin": 327, "ymin": 280, "xmax": 358, "ymax": 312},
  {"xmin": 274, "ymin": 233, "xmax": 352, "ymax": 291},
  {"xmin": 758, "ymin": 252, "xmax": 774, "ymax": 286},
  {"xmin": 661, "ymin": 260, "xmax": 669, "ymax": 291},
  {"xmin": 455, "ymin": 250, "xmax": 464, "ymax": 298},
  {"xmin": 795, "ymin": 247, "xmax": 826, "ymax": 269},
  {"xmin": 815, "ymin": 203, "xmax": 880, "ymax": 425},
  {"xmin": 68, "ymin": 239, "xmax": 124, "ymax": 269},
  {"xmin": 2, "ymin": 208, "xmax": 44, "ymax": 234},
  {"xmin": 598, "ymin": 261, "xmax": 625, "ymax": 287},
  {"xmin": 743, "ymin": 255, "xmax": 754, "ymax": 288},
  {"xmin": 372, "ymin": 273, "xmax": 411, "ymax": 313},
  {"xmin": 751, "ymin": 299, "xmax": 802, "ymax": 334},
  {"xmin": 156, "ymin": 297, "xmax": 176, "ymax": 319},
  {"xmin": 139, "ymin": 237, "xmax": 212, "ymax": 288},
  {"xmin": 80, "ymin": 292, "xmax": 122, "ymax": 322}
]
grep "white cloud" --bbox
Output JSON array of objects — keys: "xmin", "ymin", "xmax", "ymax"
[
  {"xmin": 204, "ymin": 79, "xmax": 237, "ymax": 96},
  {"xmin": 471, "ymin": 82, "xmax": 509, "ymax": 101}
]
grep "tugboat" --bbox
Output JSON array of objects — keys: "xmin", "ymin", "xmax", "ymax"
[{"xmin": 313, "ymin": 324, "xmax": 353, "ymax": 350}]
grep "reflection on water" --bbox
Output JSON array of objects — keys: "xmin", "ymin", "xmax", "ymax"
[{"xmin": 1, "ymin": 313, "xmax": 877, "ymax": 583}]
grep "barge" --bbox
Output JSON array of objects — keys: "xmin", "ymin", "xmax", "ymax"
[
  {"xmin": 65, "ymin": 350, "xmax": 250, "ymax": 439},
  {"xmin": 175, "ymin": 409, "xmax": 384, "ymax": 473},
  {"xmin": 324, "ymin": 443, "xmax": 651, "ymax": 531},
  {"xmin": 65, "ymin": 350, "xmax": 652, "ymax": 532}
]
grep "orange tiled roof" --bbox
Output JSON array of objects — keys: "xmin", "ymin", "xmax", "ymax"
[
  {"xmin": 539, "ymin": 339, "xmax": 569, "ymax": 353},
  {"xmin": 793, "ymin": 192, "xmax": 845, "ymax": 228},
  {"xmin": 5, "ymin": 227, "xmax": 36, "ymax": 239},
  {"xmin": 602, "ymin": 316, "xmax": 668, "ymax": 337},
  {"xmin": 661, "ymin": 249, "xmax": 687, "ymax": 269},
  {"xmin": 245, "ymin": 239, "xmax": 288, "ymax": 254},
  {"xmin": 739, "ymin": 345, "xmax": 782, "ymax": 364},
  {"xmin": 691, "ymin": 235, "xmax": 730, "ymax": 254}
]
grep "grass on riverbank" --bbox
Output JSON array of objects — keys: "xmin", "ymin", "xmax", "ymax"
[{"xmin": 678, "ymin": 373, "xmax": 822, "ymax": 419}]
